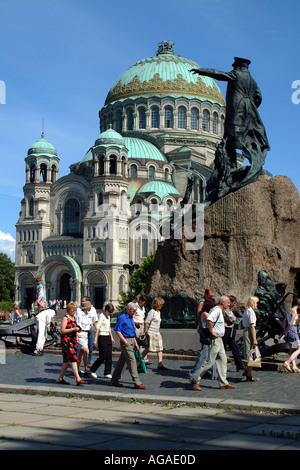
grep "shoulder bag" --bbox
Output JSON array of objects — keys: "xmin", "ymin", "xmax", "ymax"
[{"xmin": 199, "ymin": 311, "xmax": 221, "ymax": 346}]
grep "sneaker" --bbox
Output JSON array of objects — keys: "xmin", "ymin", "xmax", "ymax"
[
  {"xmin": 104, "ymin": 374, "xmax": 112, "ymax": 379},
  {"xmin": 90, "ymin": 371, "xmax": 98, "ymax": 379},
  {"xmin": 33, "ymin": 350, "xmax": 43, "ymax": 356}
]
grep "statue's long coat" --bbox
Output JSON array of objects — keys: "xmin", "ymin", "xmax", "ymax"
[{"xmin": 196, "ymin": 67, "xmax": 270, "ymax": 153}]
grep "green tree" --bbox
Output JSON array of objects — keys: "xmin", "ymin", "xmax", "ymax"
[
  {"xmin": 118, "ymin": 252, "xmax": 155, "ymax": 310},
  {"xmin": 0, "ymin": 252, "xmax": 15, "ymax": 303}
]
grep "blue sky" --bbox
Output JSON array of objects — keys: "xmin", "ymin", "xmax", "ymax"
[{"xmin": 1, "ymin": 0, "xmax": 300, "ymax": 261}]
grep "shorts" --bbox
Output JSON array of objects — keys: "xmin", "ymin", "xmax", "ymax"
[
  {"xmin": 77, "ymin": 331, "xmax": 89, "ymax": 350},
  {"xmin": 286, "ymin": 326, "xmax": 300, "ymax": 346}
]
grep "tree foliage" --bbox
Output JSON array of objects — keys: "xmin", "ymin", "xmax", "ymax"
[
  {"xmin": 118, "ymin": 252, "xmax": 155, "ymax": 310},
  {"xmin": 0, "ymin": 253, "xmax": 15, "ymax": 302}
]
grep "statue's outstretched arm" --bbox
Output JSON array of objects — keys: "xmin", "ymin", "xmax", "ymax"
[{"xmin": 190, "ymin": 68, "xmax": 234, "ymax": 82}]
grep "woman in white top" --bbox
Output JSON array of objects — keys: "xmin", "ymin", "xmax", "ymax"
[
  {"xmin": 282, "ymin": 298, "xmax": 300, "ymax": 373},
  {"xmin": 142, "ymin": 297, "xmax": 168, "ymax": 370},
  {"xmin": 242, "ymin": 296, "xmax": 259, "ymax": 382},
  {"xmin": 89, "ymin": 304, "xmax": 115, "ymax": 379}
]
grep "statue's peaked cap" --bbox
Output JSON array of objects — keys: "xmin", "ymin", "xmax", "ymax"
[{"xmin": 233, "ymin": 57, "xmax": 251, "ymax": 67}]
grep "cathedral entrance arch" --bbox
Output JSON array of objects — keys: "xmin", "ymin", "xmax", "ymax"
[
  {"xmin": 16, "ymin": 271, "xmax": 36, "ymax": 309},
  {"xmin": 38, "ymin": 255, "xmax": 82, "ymax": 304},
  {"xmin": 85, "ymin": 270, "xmax": 108, "ymax": 310},
  {"xmin": 59, "ymin": 273, "xmax": 71, "ymax": 303}
]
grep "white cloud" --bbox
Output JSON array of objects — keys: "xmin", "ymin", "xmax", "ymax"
[{"xmin": 0, "ymin": 231, "xmax": 16, "ymax": 262}]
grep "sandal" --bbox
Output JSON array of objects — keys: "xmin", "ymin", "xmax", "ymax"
[
  {"xmin": 57, "ymin": 378, "xmax": 70, "ymax": 385},
  {"xmin": 157, "ymin": 364, "xmax": 168, "ymax": 370},
  {"xmin": 76, "ymin": 380, "xmax": 87, "ymax": 385},
  {"xmin": 283, "ymin": 362, "xmax": 292, "ymax": 372},
  {"xmin": 246, "ymin": 375, "xmax": 259, "ymax": 382},
  {"xmin": 293, "ymin": 368, "xmax": 300, "ymax": 373},
  {"xmin": 243, "ymin": 371, "xmax": 259, "ymax": 381}
]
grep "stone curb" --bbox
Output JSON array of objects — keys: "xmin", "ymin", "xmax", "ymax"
[{"xmin": 0, "ymin": 383, "xmax": 298, "ymax": 415}]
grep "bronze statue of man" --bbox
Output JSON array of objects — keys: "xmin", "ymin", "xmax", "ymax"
[{"xmin": 191, "ymin": 57, "xmax": 270, "ymax": 168}]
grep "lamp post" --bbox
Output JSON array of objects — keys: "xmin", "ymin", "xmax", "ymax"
[
  {"xmin": 170, "ymin": 161, "xmax": 207, "ymax": 198},
  {"xmin": 123, "ymin": 260, "xmax": 139, "ymax": 292}
]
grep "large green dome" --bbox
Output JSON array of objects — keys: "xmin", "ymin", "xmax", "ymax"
[{"xmin": 105, "ymin": 41, "xmax": 225, "ymax": 106}]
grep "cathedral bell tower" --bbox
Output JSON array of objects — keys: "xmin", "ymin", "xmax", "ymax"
[{"xmin": 15, "ymin": 133, "xmax": 59, "ymax": 277}]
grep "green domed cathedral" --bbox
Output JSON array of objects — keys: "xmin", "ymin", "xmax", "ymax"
[{"xmin": 15, "ymin": 41, "xmax": 225, "ymax": 309}]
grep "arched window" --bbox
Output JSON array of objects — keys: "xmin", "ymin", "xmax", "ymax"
[
  {"xmin": 164, "ymin": 168, "xmax": 170, "ymax": 181},
  {"xmin": 202, "ymin": 109, "xmax": 210, "ymax": 132},
  {"xmin": 30, "ymin": 164, "xmax": 36, "ymax": 183},
  {"xmin": 98, "ymin": 191, "xmax": 103, "ymax": 207},
  {"xmin": 29, "ymin": 198, "xmax": 34, "ymax": 217},
  {"xmin": 102, "ymin": 115, "xmax": 107, "ymax": 131},
  {"xmin": 213, "ymin": 112, "xmax": 218, "ymax": 134},
  {"xmin": 220, "ymin": 115, "xmax": 225, "ymax": 136},
  {"xmin": 130, "ymin": 164, "xmax": 137, "ymax": 180},
  {"xmin": 138, "ymin": 107, "xmax": 146, "ymax": 129},
  {"xmin": 26, "ymin": 250, "xmax": 34, "ymax": 264},
  {"xmin": 120, "ymin": 190, "xmax": 127, "ymax": 213},
  {"xmin": 126, "ymin": 108, "xmax": 134, "ymax": 130},
  {"xmin": 51, "ymin": 165, "xmax": 57, "ymax": 183},
  {"xmin": 150, "ymin": 198, "xmax": 158, "ymax": 212},
  {"xmin": 116, "ymin": 110, "xmax": 123, "ymax": 133},
  {"xmin": 164, "ymin": 106, "xmax": 173, "ymax": 128},
  {"xmin": 121, "ymin": 156, "xmax": 126, "ymax": 177},
  {"xmin": 40, "ymin": 164, "xmax": 47, "ymax": 182},
  {"xmin": 178, "ymin": 106, "xmax": 186, "ymax": 129},
  {"xmin": 64, "ymin": 198, "xmax": 80, "ymax": 235},
  {"xmin": 166, "ymin": 199, "xmax": 173, "ymax": 210},
  {"xmin": 95, "ymin": 247, "xmax": 104, "ymax": 262},
  {"xmin": 109, "ymin": 155, "xmax": 117, "ymax": 175},
  {"xmin": 148, "ymin": 165, "xmax": 155, "ymax": 180},
  {"xmin": 191, "ymin": 107, "xmax": 199, "ymax": 130},
  {"xmin": 98, "ymin": 156, "xmax": 104, "ymax": 175},
  {"xmin": 119, "ymin": 275, "xmax": 125, "ymax": 294},
  {"xmin": 151, "ymin": 106, "xmax": 159, "ymax": 128},
  {"xmin": 108, "ymin": 113, "xmax": 113, "ymax": 128},
  {"xmin": 142, "ymin": 237, "xmax": 148, "ymax": 258}
]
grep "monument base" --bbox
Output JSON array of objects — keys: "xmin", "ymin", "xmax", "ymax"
[{"xmin": 145, "ymin": 175, "xmax": 300, "ymax": 312}]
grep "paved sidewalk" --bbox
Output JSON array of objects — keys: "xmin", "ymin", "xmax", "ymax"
[{"xmin": 0, "ymin": 351, "xmax": 300, "ymax": 450}]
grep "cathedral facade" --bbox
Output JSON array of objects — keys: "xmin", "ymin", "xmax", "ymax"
[{"xmin": 14, "ymin": 41, "xmax": 225, "ymax": 309}]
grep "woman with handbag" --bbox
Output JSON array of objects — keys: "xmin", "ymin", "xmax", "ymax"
[
  {"xmin": 142, "ymin": 297, "xmax": 168, "ymax": 370},
  {"xmin": 242, "ymin": 296, "xmax": 260, "ymax": 382},
  {"xmin": 133, "ymin": 295, "xmax": 151, "ymax": 365}
]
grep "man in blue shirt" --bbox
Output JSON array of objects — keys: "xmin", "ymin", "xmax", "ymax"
[{"xmin": 110, "ymin": 302, "xmax": 147, "ymax": 389}]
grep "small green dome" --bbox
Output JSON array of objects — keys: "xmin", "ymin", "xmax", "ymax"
[
  {"xmin": 81, "ymin": 148, "xmax": 93, "ymax": 163},
  {"xmin": 27, "ymin": 133, "xmax": 57, "ymax": 157},
  {"xmin": 138, "ymin": 180, "xmax": 180, "ymax": 200},
  {"xmin": 124, "ymin": 137, "xmax": 166, "ymax": 162},
  {"xmin": 95, "ymin": 127, "xmax": 126, "ymax": 147},
  {"xmin": 81, "ymin": 136, "xmax": 166, "ymax": 164}
]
